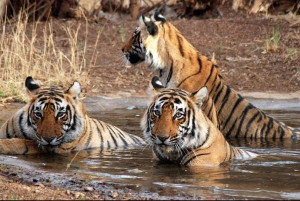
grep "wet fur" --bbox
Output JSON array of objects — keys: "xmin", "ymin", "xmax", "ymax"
[
  {"xmin": 0, "ymin": 77, "xmax": 145, "ymax": 154},
  {"xmin": 141, "ymin": 79, "xmax": 257, "ymax": 166}
]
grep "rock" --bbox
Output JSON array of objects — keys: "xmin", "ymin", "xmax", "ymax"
[
  {"xmin": 32, "ymin": 178, "xmax": 39, "ymax": 182},
  {"xmin": 23, "ymin": 186, "xmax": 31, "ymax": 191},
  {"xmin": 84, "ymin": 186, "xmax": 94, "ymax": 192},
  {"xmin": 74, "ymin": 192, "xmax": 85, "ymax": 199},
  {"xmin": 110, "ymin": 191, "xmax": 118, "ymax": 198}
]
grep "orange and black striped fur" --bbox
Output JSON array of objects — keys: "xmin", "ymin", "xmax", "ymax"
[
  {"xmin": 0, "ymin": 77, "xmax": 145, "ymax": 154},
  {"xmin": 141, "ymin": 76, "xmax": 257, "ymax": 166},
  {"xmin": 122, "ymin": 26, "xmax": 145, "ymax": 66},
  {"xmin": 122, "ymin": 12, "xmax": 300, "ymax": 139}
]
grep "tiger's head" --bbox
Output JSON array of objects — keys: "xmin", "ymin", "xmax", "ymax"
[
  {"xmin": 121, "ymin": 26, "xmax": 145, "ymax": 66},
  {"xmin": 23, "ymin": 76, "xmax": 86, "ymax": 147},
  {"xmin": 141, "ymin": 76, "xmax": 209, "ymax": 163},
  {"xmin": 122, "ymin": 12, "xmax": 198, "ymax": 83}
]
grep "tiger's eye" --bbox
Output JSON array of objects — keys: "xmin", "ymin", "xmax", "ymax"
[
  {"xmin": 57, "ymin": 112, "xmax": 66, "ymax": 118},
  {"xmin": 153, "ymin": 110, "xmax": 160, "ymax": 116},
  {"xmin": 34, "ymin": 112, "xmax": 42, "ymax": 119},
  {"xmin": 174, "ymin": 112, "xmax": 183, "ymax": 119}
]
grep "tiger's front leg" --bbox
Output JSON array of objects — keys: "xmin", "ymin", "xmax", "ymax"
[{"xmin": 0, "ymin": 139, "xmax": 46, "ymax": 154}]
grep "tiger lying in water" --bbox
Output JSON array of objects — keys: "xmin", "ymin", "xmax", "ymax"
[
  {"xmin": 0, "ymin": 77, "xmax": 145, "ymax": 154},
  {"xmin": 141, "ymin": 77, "xmax": 257, "ymax": 166},
  {"xmin": 122, "ymin": 12, "xmax": 300, "ymax": 139}
]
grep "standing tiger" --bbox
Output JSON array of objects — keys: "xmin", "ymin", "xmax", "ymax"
[
  {"xmin": 122, "ymin": 12, "xmax": 300, "ymax": 139},
  {"xmin": 0, "ymin": 76, "xmax": 145, "ymax": 155},
  {"xmin": 142, "ymin": 76, "xmax": 257, "ymax": 166}
]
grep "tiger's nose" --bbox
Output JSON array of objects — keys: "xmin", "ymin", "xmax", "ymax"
[
  {"xmin": 42, "ymin": 136, "xmax": 56, "ymax": 143},
  {"xmin": 157, "ymin": 135, "xmax": 169, "ymax": 142}
]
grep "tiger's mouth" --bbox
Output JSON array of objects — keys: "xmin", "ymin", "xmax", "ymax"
[
  {"xmin": 124, "ymin": 52, "xmax": 145, "ymax": 65},
  {"xmin": 150, "ymin": 134, "xmax": 178, "ymax": 147},
  {"xmin": 36, "ymin": 136, "xmax": 63, "ymax": 146}
]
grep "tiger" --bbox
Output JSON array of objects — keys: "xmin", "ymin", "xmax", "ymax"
[
  {"xmin": 122, "ymin": 12, "xmax": 300, "ymax": 139},
  {"xmin": 0, "ymin": 76, "xmax": 145, "ymax": 155},
  {"xmin": 141, "ymin": 76, "xmax": 257, "ymax": 166}
]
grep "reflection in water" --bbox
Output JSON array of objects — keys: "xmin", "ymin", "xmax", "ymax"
[{"xmin": 0, "ymin": 105, "xmax": 300, "ymax": 199}]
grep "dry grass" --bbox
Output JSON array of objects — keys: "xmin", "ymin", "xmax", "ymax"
[
  {"xmin": 0, "ymin": 13, "xmax": 100, "ymax": 103},
  {"xmin": 262, "ymin": 25, "xmax": 281, "ymax": 53}
]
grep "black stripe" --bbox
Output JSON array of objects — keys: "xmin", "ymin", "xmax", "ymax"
[
  {"xmin": 95, "ymin": 120, "xmax": 105, "ymax": 149},
  {"xmin": 254, "ymin": 128, "xmax": 258, "ymax": 139},
  {"xmin": 54, "ymin": 97, "xmax": 62, "ymax": 103},
  {"xmin": 107, "ymin": 141, "xmax": 111, "ymax": 149},
  {"xmin": 206, "ymin": 100, "xmax": 214, "ymax": 120},
  {"xmin": 177, "ymin": 35, "xmax": 185, "ymax": 57},
  {"xmin": 245, "ymin": 150, "xmax": 251, "ymax": 158},
  {"xmin": 222, "ymin": 96, "xmax": 243, "ymax": 135},
  {"xmin": 182, "ymin": 153, "xmax": 210, "ymax": 166},
  {"xmin": 272, "ymin": 130, "xmax": 277, "ymax": 139},
  {"xmin": 177, "ymin": 55, "xmax": 202, "ymax": 89},
  {"xmin": 20, "ymin": 112, "xmax": 29, "ymax": 139},
  {"xmin": 203, "ymin": 64, "xmax": 215, "ymax": 86},
  {"xmin": 70, "ymin": 113, "xmax": 78, "ymax": 132},
  {"xmin": 217, "ymin": 87, "xmax": 231, "ymax": 116},
  {"xmin": 166, "ymin": 62, "xmax": 173, "ymax": 86},
  {"xmin": 199, "ymin": 127, "xmax": 210, "ymax": 147},
  {"xmin": 129, "ymin": 133, "xmax": 144, "ymax": 145},
  {"xmin": 235, "ymin": 104, "xmax": 254, "ymax": 138},
  {"xmin": 212, "ymin": 83, "xmax": 224, "ymax": 104},
  {"xmin": 188, "ymin": 109, "xmax": 195, "ymax": 136},
  {"xmin": 260, "ymin": 124, "xmax": 266, "ymax": 138},
  {"xmin": 209, "ymin": 76, "xmax": 218, "ymax": 95},
  {"xmin": 106, "ymin": 125, "xmax": 119, "ymax": 148},
  {"xmin": 37, "ymin": 95, "xmax": 47, "ymax": 100},
  {"xmin": 244, "ymin": 111, "xmax": 260, "ymax": 138},
  {"xmin": 279, "ymin": 125, "xmax": 285, "ymax": 139},
  {"xmin": 12, "ymin": 117, "xmax": 16, "ymax": 136},
  {"xmin": 113, "ymin": 126, "xmax": 129, "ymax": 146},
  {"xmin": 83, "ymin": 119, "xmax": 93, "ymax": 148},
  {"xmin": 225, "ymin": 118, "xmax": 238, "ymax": 138},
  {"xmin": 197, "ymin": 56, "xmax": 203, "ymax": 72},
  {"xmin": 265, "ymin": 117, "xmax": 274, "ymax": 138},
  {"xmin": 6, "ymin": 120, "xmax": 11, "ymax": 138},
  {"xmin": 236, "ymin": 148, "xmax": 244, "ymax": 159}
]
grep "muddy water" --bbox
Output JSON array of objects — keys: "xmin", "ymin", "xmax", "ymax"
[{"xmin": 0, "ymin": 99, "xmax": 300, "ymax": 199}]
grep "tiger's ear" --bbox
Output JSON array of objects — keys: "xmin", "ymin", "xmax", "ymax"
[
  {"xmin": 66, "ymin": 81, "xmax": 81, "ymax": 101},
  {"xmin": 24, "ymin": 76, "xmax": 40, "ymax": 97},
  {"xmin": 192, "ymin": 87, "xmax": 208, "ymax": 106},
  {"xmin": 151, "ymin": 12, "xmax": 166, "ymax": 23},
  {"xmin": 139, "ymin": 15, "xmax": 158, "ymax": 36},
  {"xmin": 147, "ymin": 76, "xmax": 165, "ymax": 95}
]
